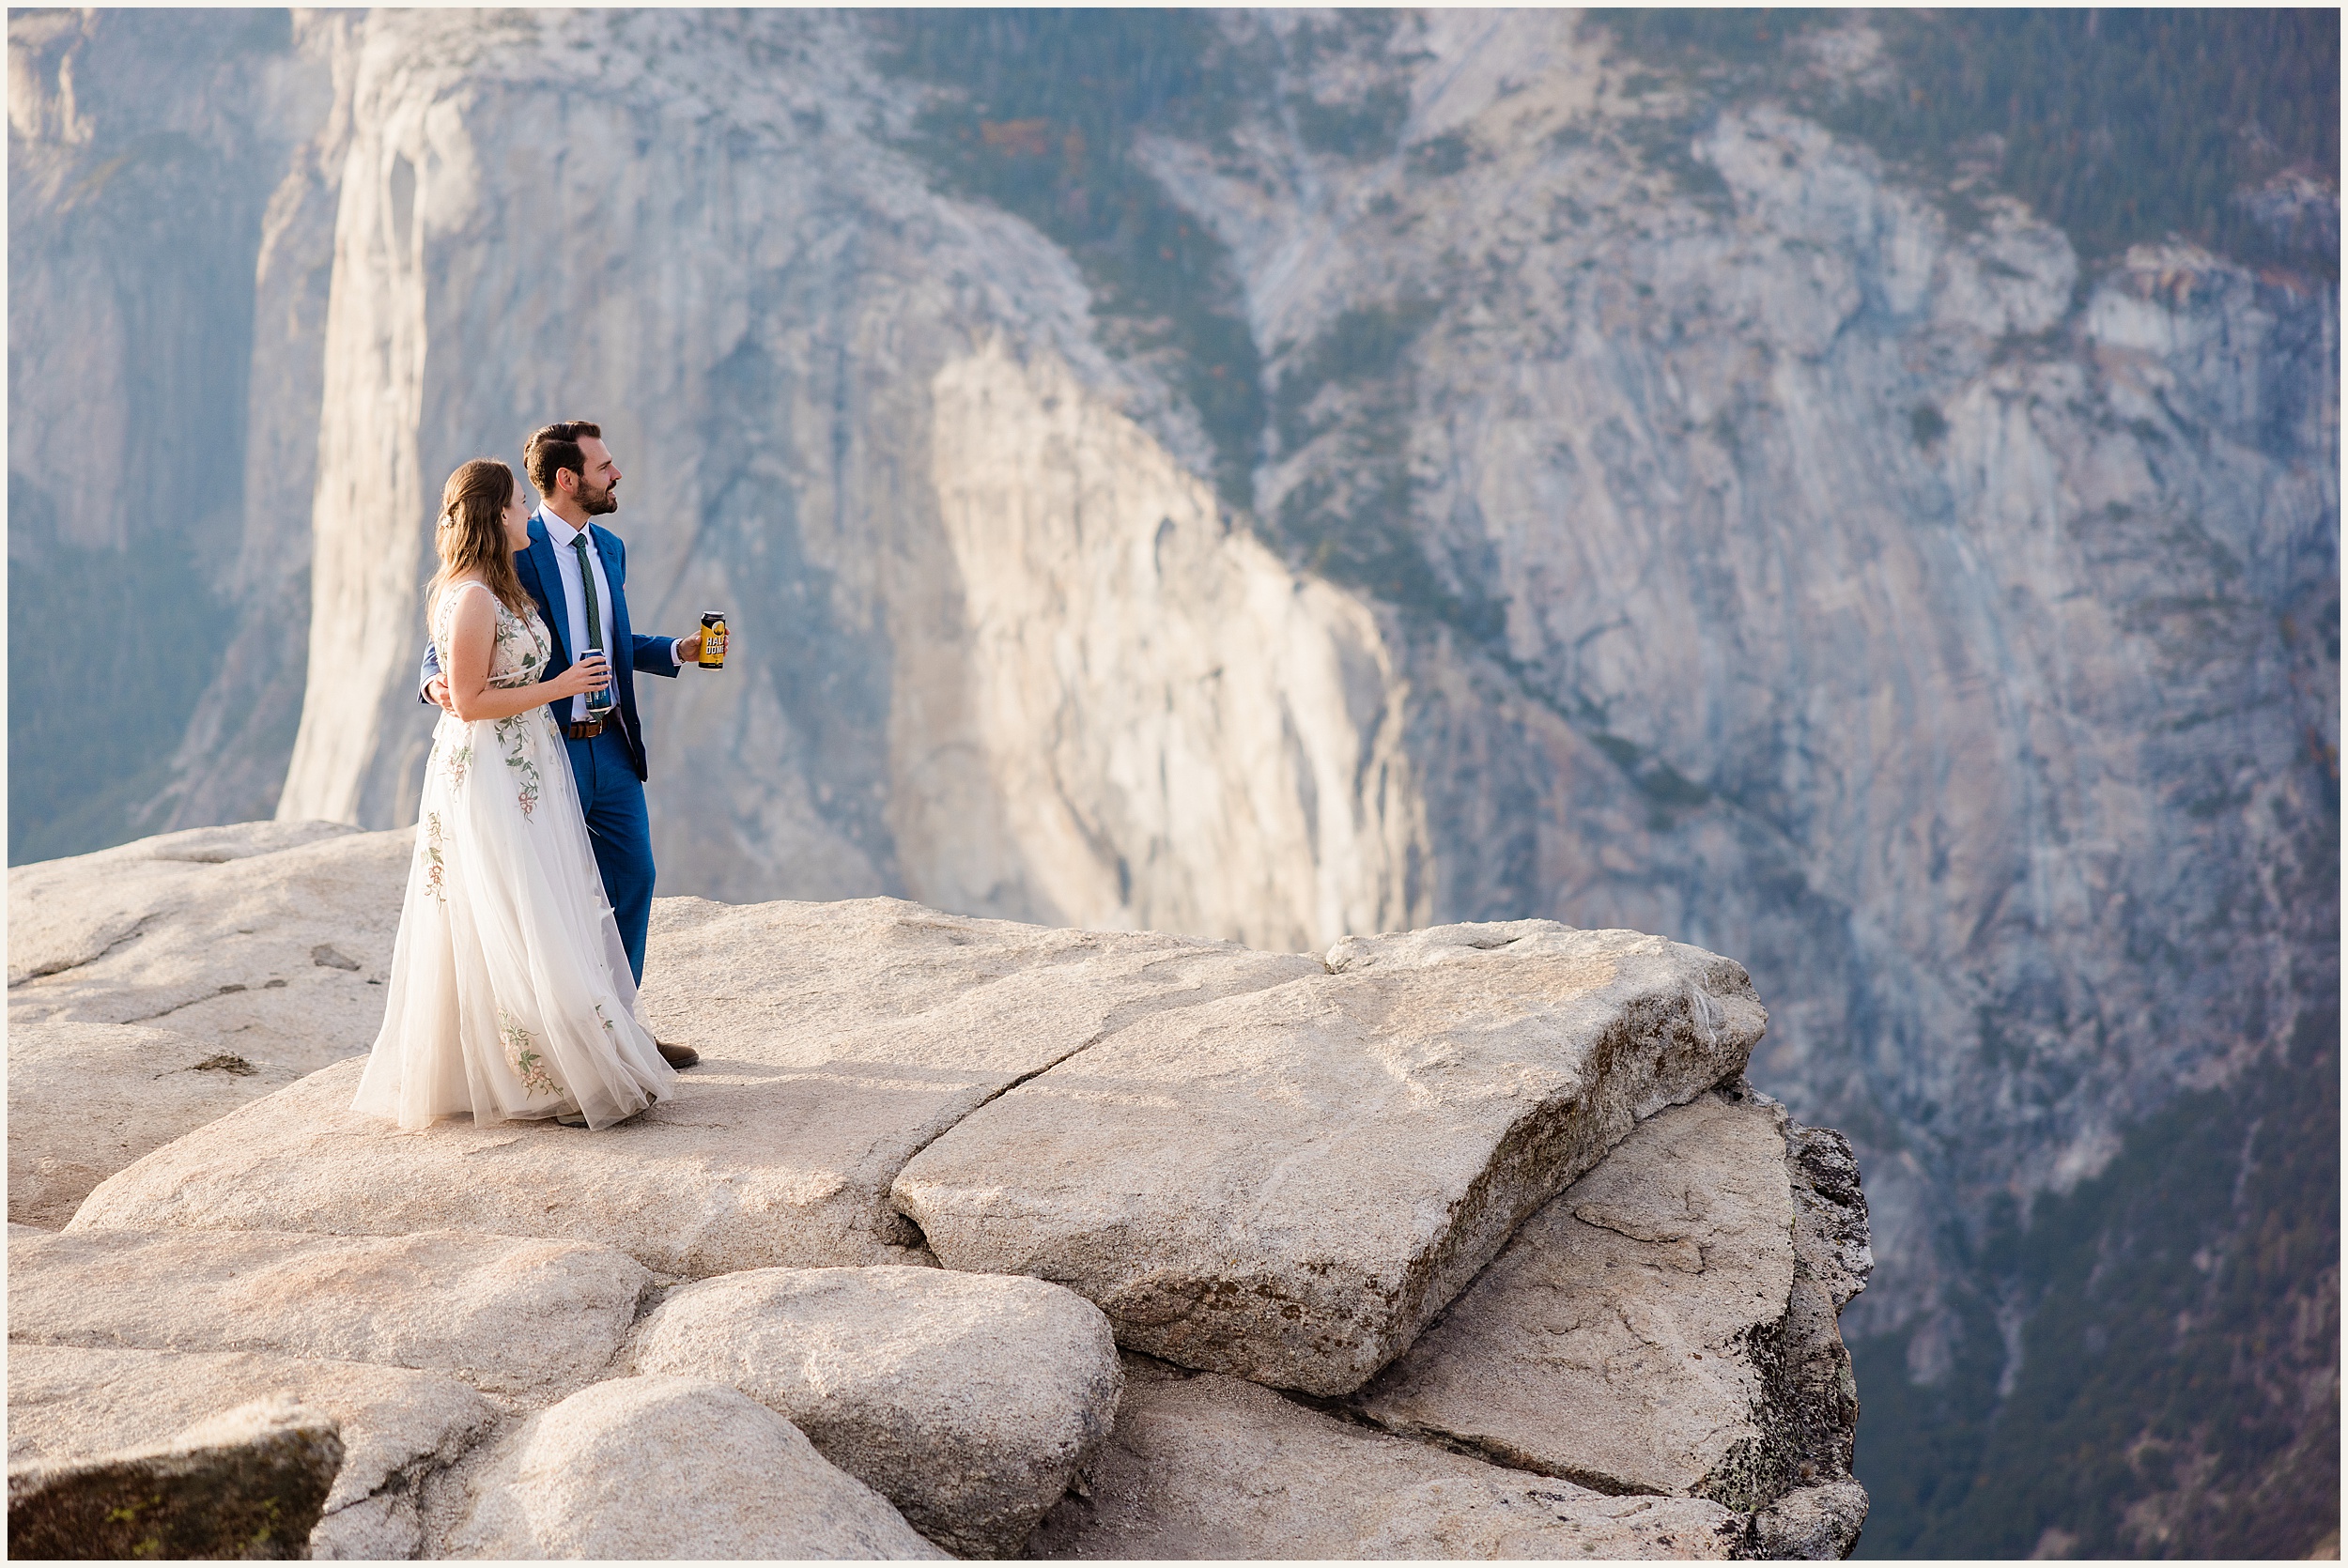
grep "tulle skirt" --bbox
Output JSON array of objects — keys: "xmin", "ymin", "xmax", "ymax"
[{"xmin": 353, "ymin": 704, "xmax": 676, "ymax": 1130}]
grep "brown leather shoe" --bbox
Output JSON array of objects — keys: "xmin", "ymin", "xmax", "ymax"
[{"xmin": 656, "ymin": 1038, "xmax": 700, "ymax": 1068}]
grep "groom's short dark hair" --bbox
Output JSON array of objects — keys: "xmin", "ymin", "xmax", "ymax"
[{"xmin": 524, "ymin": 421, "xmax": 603, "ymax": 497}]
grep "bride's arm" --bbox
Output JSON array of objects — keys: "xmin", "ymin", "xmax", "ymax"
[{"xmin": 442, "ymin": 587, "xmax": 609, "ymax": 722}]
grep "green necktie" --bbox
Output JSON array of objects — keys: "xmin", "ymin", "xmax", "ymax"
[{"xmin": 569, "ymin": 534, "xmax": 606, "ymax": 656}]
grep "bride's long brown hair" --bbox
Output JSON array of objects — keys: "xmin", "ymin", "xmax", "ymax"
[{"xmin": 427, "ymin": 458, "xmax": 530, "ymax": 618}]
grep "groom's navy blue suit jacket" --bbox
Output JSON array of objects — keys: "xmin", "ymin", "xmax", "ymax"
[{"xmin": 419, "ymin": 515, "xmax": 679, "ymax": 781}]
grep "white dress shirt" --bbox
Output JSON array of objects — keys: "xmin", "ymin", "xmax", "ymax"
[{"xmin": 540, "ymin": 506, "xmax": 681, "ymax": 722}]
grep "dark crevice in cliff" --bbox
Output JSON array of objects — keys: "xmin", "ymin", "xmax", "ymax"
[{"xmin": 1342, "ymin": 1404, "xmax": 1678, "ymax": 1501}]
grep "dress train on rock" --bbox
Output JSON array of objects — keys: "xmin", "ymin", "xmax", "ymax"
[{"xmin": 352, "ymin": 585, "xmax": 675, "ymax": 1130}]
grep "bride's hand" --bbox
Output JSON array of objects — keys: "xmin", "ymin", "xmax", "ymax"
[{"xmin": 547, "ymin": 653, "xmax": 611, "ymax": 701}]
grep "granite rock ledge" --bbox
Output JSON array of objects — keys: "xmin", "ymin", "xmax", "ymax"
[{"xmin": 12, "ymin": 822, "xmax": 1872, "ymax": 1557}]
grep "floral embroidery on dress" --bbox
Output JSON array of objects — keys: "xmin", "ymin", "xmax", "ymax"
[
  {"xmin": 499, "ymin": 1006, "xmax": 562, "ymax": 1097},
  {"xmin": 444, "ymin": 743, "xmax": 472, "ymax": 791},
  {"xmin": 488, "ymin": 602, "xmax": 551, "ymax": 689},
  {"xmin": 433, "ymin": 587, "xmax": 551, "ymax": 696},
  {"xmin": 423, "ymin": 812, "xmax": 449, "ymax": 904},
  {"xmin": 451, "ymin": 597, "xmax": 553, "ymax": 818},
  {"xmin": 496, "ymin": 715, "xmax": 542, "ymax": 818}
]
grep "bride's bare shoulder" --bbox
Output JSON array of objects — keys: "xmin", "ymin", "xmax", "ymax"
[{"xmin": 433, "ymin": 576, "xmax": 500, "ymax": 620}]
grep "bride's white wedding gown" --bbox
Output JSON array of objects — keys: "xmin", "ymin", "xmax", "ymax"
[{"xmin": 353, "ymin": 582, "xmax": 675, "ymax": 1130}]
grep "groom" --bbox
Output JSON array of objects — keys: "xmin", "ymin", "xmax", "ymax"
[{"xmin": 421, "ymin": 420, "xmax": 703, "ymax": 1069}]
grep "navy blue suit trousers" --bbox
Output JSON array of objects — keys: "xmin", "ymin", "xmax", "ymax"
[{"xmin": 567, "ymin": 726, "xmax": 655, "ymax": 984}]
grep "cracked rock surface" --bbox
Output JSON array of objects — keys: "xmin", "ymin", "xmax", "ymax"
[
  {"xmin": 12, "ymin": 820, "xmax": 1871, "ymax": 1558},
  {"xmin": 1356, "ymin": 1087, "xmax": 1871, "ymax": 1548},
  {"xmin": 633, "ymin": 1266, "xmax": 1121, "ymax": 1558},
  {"xmin": 8, "ymin": 1345, "xmax": 495, "ymax": 1560},
  {"xmin": 897, "ymin": 920, "xmax": 1766, "ymax": 1394},
  {"xmin": 10, "ymin": 1227, "xmax": 651, "ymax": 1402},
  {"xmin": 1358, "ymin": 1089, "xmax": 1800, "ymax": 1497},
  {"xmin": 1027, "ymin": 1356, "xmax": 1750, "ymax": 1559},
  {"xmin": 69, "ymin": 873, "xmax": 1316, "ymax": 1275}
]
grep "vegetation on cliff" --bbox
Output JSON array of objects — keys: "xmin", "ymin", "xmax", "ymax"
[
  {"xmin": 875, "ymin": 12, "xmax": 2343, "ymax": 1560},
  {"xmin": 1611, "ymin": 8, "xmax": 2340, "ymax": 274},
  {"xmin": 873, "ymin": 9, "xmax": 1265, "ymax": 510},
  {"xmin": 1589, "ymin": 14, "xmax": 2340, "ymax": 1556},
  {"xmin": 1854, "ymin": 1009, "xmax": 2340, "ymax": 1558}
]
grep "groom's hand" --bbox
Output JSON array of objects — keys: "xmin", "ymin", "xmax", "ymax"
[
  {"xmin": 677, "ymin": 634, "xmax": 703, "ymax": 664},
  {"xmin": 425, "ymin": 676, "xmax": 456, "ymax": 715}
]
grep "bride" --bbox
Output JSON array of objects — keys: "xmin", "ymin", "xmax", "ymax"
[{"xmin": 353, "ymin": 457, "xmax": 677, "ymax": 1130}]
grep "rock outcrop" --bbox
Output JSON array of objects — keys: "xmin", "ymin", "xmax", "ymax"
[
  {"xmin": 11, "ymin": 13, "xmax": 2331, "ymax": 1506},
  {"xmin": 65, "ymin": 888, "xmax": 1325, "ymax": 1275},
  {"xmin": 10, "ymin": 820, "xmax": 1874, "ymax": 1558},
  {"xmin": 1749, "ymin": 1481, "xmax": 1876, "ymax": 1562},
  {"xmin": 1359, "ymin": 1091, "xmax": 1806, "ymax": 1499},
  {"xmin": 68, "ymin": 838, "xmax": 1759, "ymax": 1388},
  {"xmin": 633, "ymin": 1266, "xmax": 1121, "ymax": 1557},
  {"xmin": 7, "ymin": 1394, "xmax": 344, "ymax": 1561},
  {"xmin": 1356, "ymin": 1088, "xmax": 1869, "ymax": 1533},
  {"xmin": 898, "ymin": 921, "xmax": 1765, "ymax": 1393},
  {"xmin": 8, "ymin": 1345, "xmax": 496, "ymax": 1560},
  {"xmin": 1027, "ymin": 1357, "xmax": 1748, "ymax": 1560},
  {"xmin": 438, "ymin": 1376, "xmax": 945, "ymax": 1560}
]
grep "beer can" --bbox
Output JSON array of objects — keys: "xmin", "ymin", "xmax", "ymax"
[
  {"xmin": 699, "ymin": 611, "xmax": 728, "ymax": 669},
  {"xmin": 584, "ymin": 649, "xmax": 616, "ymax": 715}
]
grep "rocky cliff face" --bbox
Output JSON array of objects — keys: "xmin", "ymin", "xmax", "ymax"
[
  {"xmin": 1164, "ymin": 8, "xmax": 2339, "ymax": 1352},
  {"xmin": 243, "ymin": 8, "xmax": 1427, "ymax": 955},
  {"xmin": 8, "ymin": 10, "xmax": 358, "ymax": 855},
  {"xmin": 9, "ymin": 9, "xmax": 2336, "ymax": 1556}
]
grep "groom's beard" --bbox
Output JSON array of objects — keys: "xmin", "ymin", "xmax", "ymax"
[{"xmin": 579, "ymin": 481, "xmax": 619, "ymax": 516}]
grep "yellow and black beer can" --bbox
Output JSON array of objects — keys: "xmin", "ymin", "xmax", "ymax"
[{"xmin": 698, "ymin": 611, "xmax": 728, "ymax": 669}]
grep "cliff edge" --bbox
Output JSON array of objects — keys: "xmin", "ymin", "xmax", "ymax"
[{"xmin": 10, "ymin": 822, "xmax": 1872, "ymax": 1558}]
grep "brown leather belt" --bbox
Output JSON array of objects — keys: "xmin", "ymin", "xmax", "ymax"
[{"xmin": 565, "ymin": 719, "xmax": 606, "ymax": 740}]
